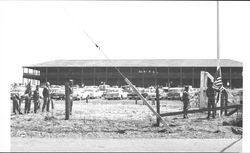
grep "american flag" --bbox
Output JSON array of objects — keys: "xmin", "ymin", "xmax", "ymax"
[{"xmin": 213, "ymin": 66, "xmax": 225, "ymax": 91}]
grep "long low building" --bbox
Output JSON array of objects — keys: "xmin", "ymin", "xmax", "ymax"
[{"xmin": 22, "ymin": 59, "xmax": 243, "ymax": 88}]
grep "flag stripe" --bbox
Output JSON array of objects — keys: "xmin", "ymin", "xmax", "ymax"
[{"xmin": 213, "ymin": 67, "xmax": 224, "ymax": 91}]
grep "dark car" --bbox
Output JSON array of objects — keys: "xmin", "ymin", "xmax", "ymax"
[
  {"xmin": 127, "ymin": 92, "xmax": 148, "ymax": 100},
  {"xmin": 51, "ymin": 88, "xmax": 65, "ymax": 100},
  {"xmin": 167, "ymin": 87, "xmax": 183, "ymax": 100}
]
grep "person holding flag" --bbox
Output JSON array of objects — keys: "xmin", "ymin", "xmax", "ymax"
[
  {"xmin": 212, "ymin": 66, "xmax": 225, "ymax": 92},
  {"xmin": 211, "ymin": 65, "xmax": 226, "ymax": 117}
]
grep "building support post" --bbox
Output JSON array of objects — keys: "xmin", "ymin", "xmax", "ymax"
[
  {"xmin": 142, "ymin": 68, "xmax": 145, "ymax": 88},
  {"xmin": 22, "ymin": 68, "xmax": 24, "ymax": 84},
  {"xmin": 229, "ymin": 67, "xmax": 232, "ymax": 89},
  {"xmin": 33, "ymin": 69, "xmax": 35, "ymax": 85},
  {"xmin": 130, "ymin": 67, "xmax": 133, "ymax": 84},
  {"xmin": 46, "ymin": 67, "xmax": 48, "ymax": 83},
  {"xmin": 155, "ymin": 67, "xmax": 158, "ymax": 87},
  {"xmin": 105, "ymin": 67, "xmax": 108, "ymax": 84},
  {"xmin": 93, "ymin": 67, "xmax": 96, "ymax": 85},
  {"xmin": 167, "ymin": 67, "xmax": 170, "ymax": 87},
  {"xmin": 81, "ymin": 67, "xmax": 83, "ymax": 85},
  {"xmin": 57, "ymin": 68, "xmax": 59, "ymax": 85},
  {"xmin": 180, "ymin": 67, "xmax": 183, "ymax": 87},
  {"xmin": 192, "ymin": 67, "xmax": 195, "ymax": 87},
  {"xmin": 27, "ymin": 68, "xmax": 30, "ymax": 84}
]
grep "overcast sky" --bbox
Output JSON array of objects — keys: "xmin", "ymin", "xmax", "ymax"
[{"xmin": 0, "ymin": 1, "xmax": 250, "ymax": 83}]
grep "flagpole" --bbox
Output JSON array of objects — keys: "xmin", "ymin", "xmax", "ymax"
[
  {"xmin": 217, "ymin": 0, "xmax": 220, "ymax": 66},
  {"xmin": 217, "ymin": 0, "xmax": 221, "ymax": 116}
]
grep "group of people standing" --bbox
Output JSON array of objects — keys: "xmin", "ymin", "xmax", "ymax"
[
  {"xmin": 181, "ymin": 82, "xmax": 228, "ymax": 119},
  {"xmin": 12, "ymin": 82, "xmax": 55, "ymax": 115},
  {"xmin": 12, "ymin": 80, "xmax": 75, "ymax": 115}
]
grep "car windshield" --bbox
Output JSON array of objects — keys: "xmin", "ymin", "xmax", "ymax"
[
  {"xmin": 107, "ymin": 88, "xmax": 121, "ymax": 92},
  {"xmin": 169, "ymin": 88, "xmax": 183, "ymax": 92},
  {"xmin": 144, "ymin": 89, "xmax": 155, "ymax": 93},
  {"xmin": 83, "ymin": 89, "xmax": 94, "ymax": 92}
]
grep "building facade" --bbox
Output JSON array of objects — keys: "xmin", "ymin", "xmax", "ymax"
[{"xmin": 23, "ymin": 59, "xmax": 243, "ymax": 88}]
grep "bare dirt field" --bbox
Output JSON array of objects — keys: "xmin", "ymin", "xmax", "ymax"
[{"xmin": 11, "ymin": 99, "xmax": 242, "ymax": 139}]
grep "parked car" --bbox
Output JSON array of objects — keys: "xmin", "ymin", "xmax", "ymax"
[
  {"xmin": 83, "ymin": 88, "xmax": 103, "ymax": 99},
  {"xmin": 99, "ymin": 84, "xmax": 110, "ymax": 91},
  {"xmin": 146, "ymin": 92, "xmax": 156, "ymax": 100},
  {"xmin": 144, "ymin": 88, "xmax": 156, "ymax": 100},
  {"xmin": 167, "ymin": 87, "xmax": 183, "ymax": 100},
  {"xmin": 104, "ymin": 88, "xmax": 128, "ymax": 100},
  {"xmin": 84, "ymin": 86, "xmax": 98, "ymax": 89},
  {"xmin": 161, "ymin": 87, "xmax": 169, "ymax": 99},
  {"xmin": 127, "ymin": 87, "xmax": 146, "ymax": 100},
  {"xmin": 73, "ymin": 88, "xmax": 92, "ymax": 100},
  {"xmin": 121, "ymin": 85, "xmax": 132, "ymax": 93},
  {"xmin": 144, "ymin": 88, "xmax": 164, "ymax": 100},
  {"xmin": 79, "ymin": 91, "xmax": 91, "ymax": 100},
  {"xmin": 51, "ymin": 88, "xmax": 65, "ymax": 100}
]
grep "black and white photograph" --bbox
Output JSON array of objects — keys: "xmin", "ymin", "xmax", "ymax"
[{"xmin": 0, "ymin": 0, "xmax": 249, "ymax": 152}]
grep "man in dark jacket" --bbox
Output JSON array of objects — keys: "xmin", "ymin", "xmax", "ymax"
[
  {"xmin": 24, "ymin": 83, "xmax": 32, "ymax": 114},
  {"xmin": 42, "ymin": 82, "xmax": 51, "ymax": 112},
  {"xmin": 206, "ymin": 82, "xmax": 216, "ymax": 119},
  {"xmin": 33, "ymin": 85, "xmax": 40, "ymax": 113},
  {"xmin": 182, "ymin": 86, "xmax": 190, "ymax": 119}
]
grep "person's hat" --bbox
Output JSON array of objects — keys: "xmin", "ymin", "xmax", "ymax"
[{"xmin": 46, "ymin": 82, "xmax": 50, "ymax": 86}]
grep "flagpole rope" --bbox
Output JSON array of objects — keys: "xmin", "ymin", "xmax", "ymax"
[
  {"xmin": 82, "ymin": 29, "xmax": 127, "ymax": 79},
  {"xmin": 59, "ymin": 2, "xmax": 127, "ymax": 80}
]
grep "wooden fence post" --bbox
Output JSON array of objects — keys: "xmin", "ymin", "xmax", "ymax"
[
  {"xmin": 156, "ymin": 86, "xmax": 160, "ymax": 127},
  {"xmin": 200, "ymin": 71, "xmax": 208, "ymax": 108},
  {"xmin": 124, "ymin": 78, "xmax": 172, "ymax": 131},
  {"xmin": 65, "ymin": 82, "xmax": 70, "ymax": 120}
]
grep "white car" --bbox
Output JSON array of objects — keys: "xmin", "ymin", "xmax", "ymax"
[
  {"xmin": 167, "ymin": 87, "xmax": 184, "ymax": 100},
  {"xmin": 104, "ymin": 88, "xmax": 128, "ymax": 100},
  {"xmin": 83, "ymin": 88, "xmax": 103, "ymax": 99},
  {"xmin": 80, "ymin": 91, "xmax": 91, "ymax": 100},
  {"xmin": 99, "ymin": 84, "xmax": 110, "ymax": 91},
  {"xmin": 76, "ymin": 88, "xmax": 91, "ymax": 100}
]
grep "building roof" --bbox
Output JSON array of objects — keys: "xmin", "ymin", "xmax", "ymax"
[{"xmin": 24, "ymin": 59, "xmax": 243, "ymax": 68}]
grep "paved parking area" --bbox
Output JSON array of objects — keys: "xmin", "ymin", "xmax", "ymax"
[{"xmin": 11, "ymin": 138, "xmax": 242, "ymax": 152}]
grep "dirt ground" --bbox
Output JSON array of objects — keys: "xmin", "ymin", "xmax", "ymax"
[{"xmin": 11, "ymin": 99, "xmax": 242, "ymax": 139}]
